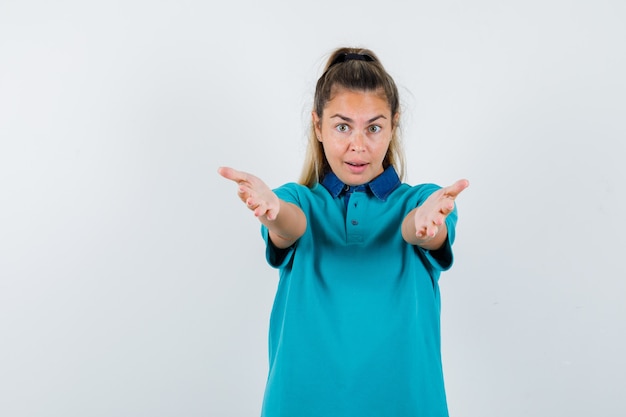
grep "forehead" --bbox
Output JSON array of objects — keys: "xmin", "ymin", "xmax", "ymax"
[{"xmin": 324, "ymin": 87, "xmax": 391, "ymax": 116}]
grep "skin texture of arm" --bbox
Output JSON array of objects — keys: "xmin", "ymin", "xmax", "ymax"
[
  {"xmin": 218, "ymin": 167, "xmax": 307, "ymax": 249},
  {"xmin": 401, "ymin": 179, "xmax": 469, "ymax": 250}
]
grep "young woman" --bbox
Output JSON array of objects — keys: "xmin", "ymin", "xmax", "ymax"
[{"xmin": 219, "ymin": 47, "xmax": 469, "ymax": 417}]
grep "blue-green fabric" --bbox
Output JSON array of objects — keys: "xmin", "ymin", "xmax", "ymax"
[{"xmin": 260, "ymin": 169, "xmax": 457, "ymax": 417}]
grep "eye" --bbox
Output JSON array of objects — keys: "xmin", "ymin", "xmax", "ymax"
[
  {"xmin": 368, "ymin": 125, "xmax": 381, "ymax": 133},
  {"xmin": 336, "ymin": 124, "xmax": 349, "ymax": 133}
]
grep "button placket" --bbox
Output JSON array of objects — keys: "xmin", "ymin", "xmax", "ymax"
[{"xmin": 346, "ymin": 192, "xmax": 364, "ymax": 244}]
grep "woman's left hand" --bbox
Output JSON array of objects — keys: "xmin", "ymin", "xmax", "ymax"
[
  {"xmin": 402, "ymin": 179, "xmax": 469, "ymax": 249},
  {"xmin": 414, "ymin": 179, "xmax": 469, "ymax": 239}
]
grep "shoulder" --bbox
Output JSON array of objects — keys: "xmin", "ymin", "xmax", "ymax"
[
  {"xmin": 273, "ymin": 182, "xmax": 329, "ymax": 206},
  {"xmin": 390, "ymin": 182, "xmax": 442, "ymax": 204}
]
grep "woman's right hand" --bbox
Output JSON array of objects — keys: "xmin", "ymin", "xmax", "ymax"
[{"xmin": 218, "ymin": 166, "xmax": 281, "ymax": 221}]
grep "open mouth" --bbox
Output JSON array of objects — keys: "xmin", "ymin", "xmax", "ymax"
[{"xmin": 345, "ymin": 161, "xmax": 368, "ymax": 174}]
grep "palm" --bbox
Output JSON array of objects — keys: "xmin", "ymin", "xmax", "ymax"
[
  {"xmin": 413, "ymin": 179, "xmax": 469, "ymax": 239},
  {"xmin": 218, "ymin": 167, "xmax": 280, "ymax": 221}
]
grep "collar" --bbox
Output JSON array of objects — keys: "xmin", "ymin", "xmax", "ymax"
[{"xmin": 320, "ymin": 166, "xmax": 401, "ymax": 201}]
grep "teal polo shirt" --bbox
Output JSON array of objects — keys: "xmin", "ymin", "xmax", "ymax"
[{"xmin": 260, "ymin": 167, "xmax": 457, "ymax": 417}]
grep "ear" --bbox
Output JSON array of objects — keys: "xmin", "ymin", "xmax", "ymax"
[
  {"xmin": 312, "ymin": 111, "xmax": 322, "ymax": 142},
  {"xmin": 392, "ymin": 112, "xmax": 400, "ymax": 130}
]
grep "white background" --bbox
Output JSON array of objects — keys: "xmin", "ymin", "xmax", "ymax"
[{"xmin": 1, "ymin": 0, "xmax": 625, "ymax": 416}]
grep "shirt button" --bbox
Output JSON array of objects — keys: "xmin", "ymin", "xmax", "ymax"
[{"xmin": 351, "ymin": 220, "xmax": 359, "ymax": 225}]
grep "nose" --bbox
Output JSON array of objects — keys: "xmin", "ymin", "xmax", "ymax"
[{"xmin": 350, "ymin": 132, "xmax": 365, "ymax": 152}]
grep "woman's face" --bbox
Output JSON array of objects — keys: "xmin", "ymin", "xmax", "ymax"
[{"xmin": 313, "ymin": 87, "xmax": 395, "ymax": 186}]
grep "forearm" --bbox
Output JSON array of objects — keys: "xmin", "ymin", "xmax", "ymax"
[
  {"xmin": 401, "ymin": 208, "xmax": 448, "ymax": 250},
  {"xmin": 263, "ymin": 200, "xmax": 307, "ymax": 249}
]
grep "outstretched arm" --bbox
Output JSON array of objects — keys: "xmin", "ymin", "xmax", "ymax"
[
  {"xmin": 218, "ymin": 167, "xmax": 307, "ymax": 249},
  {"xmin": 401, "ymin": 179, "xmax": 469, "ymax": 250}
]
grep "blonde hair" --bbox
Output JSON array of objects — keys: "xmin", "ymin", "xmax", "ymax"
[{"xmin": 298, "ymin": 47, "xmax": 406, "ymax": 187}]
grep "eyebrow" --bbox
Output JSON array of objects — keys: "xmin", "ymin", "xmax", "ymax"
[{"xmin": 329, "ymin": 114, "xmax": 387, "ymax": 123}]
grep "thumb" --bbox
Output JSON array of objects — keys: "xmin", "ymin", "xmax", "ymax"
[
  {"xmin": 444, "ymin": 179, "xmax": 470, "ymax": 198},
  {"xmin": 218, "ymin": 166, "xmax": 248, "ymax": 183}
]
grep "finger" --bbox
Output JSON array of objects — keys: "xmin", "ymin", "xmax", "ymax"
[
  {"xmin": 253, "ymin": 202, "xmax": 264, "ymax": 217},
  {"xmin": 265, "ymin": 200, "xmax": 281, "ymax": 221},
  {"xmin": 415, "ymin": 225, "xmax": 436, "ymax": 239},
  {"xmin": 254, "ymin": 201, "xmax": 271, "ymax": 218},
  {"xmin": 218, "ymin": 166, "xmax": 249, "ymax": 184},
  {"xmin": 265, "ymin": 207, "xmax": 278, "ymax": 221},
  {"xmin": 442, "ymin": 179, "xmax": 470, "ymax": 198},
  {"xmin": 432, "ymin": 215, "xmax": 445, "ymax": 226},
  {"xmin": 246, "ymin": 196, "xmax": 259, "ymax": 210},
  {"xmin": 237, "ymin": 185, "xmax": 252, "ymax": 203},
  {"xmin": 439, "ymin": 201, "xmax": 455, "ymax": 216},
  {"xmin": 238, "ymin": 183, "xmax": 253, "ymax": 196}
]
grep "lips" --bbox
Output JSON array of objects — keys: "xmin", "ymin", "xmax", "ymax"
[
  {"xmin": 346, "ymin": 161, "xmax": 368, "ymax": 167},
  {"xmin": 345, "ymin": 161, "xmax": 369, "ymax": 174}
]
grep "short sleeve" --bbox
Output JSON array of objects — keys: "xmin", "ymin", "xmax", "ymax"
[
  {"xmin": 260, "ymin": 183, "xmax": 303, "ymax": 269},
  {"xmin": 419, "ymin": 213, "xmax": 456, "ymax": 271},
  {"xmin": 262, "ymin": 226, "xmax": 296, "ymax": 268}
]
